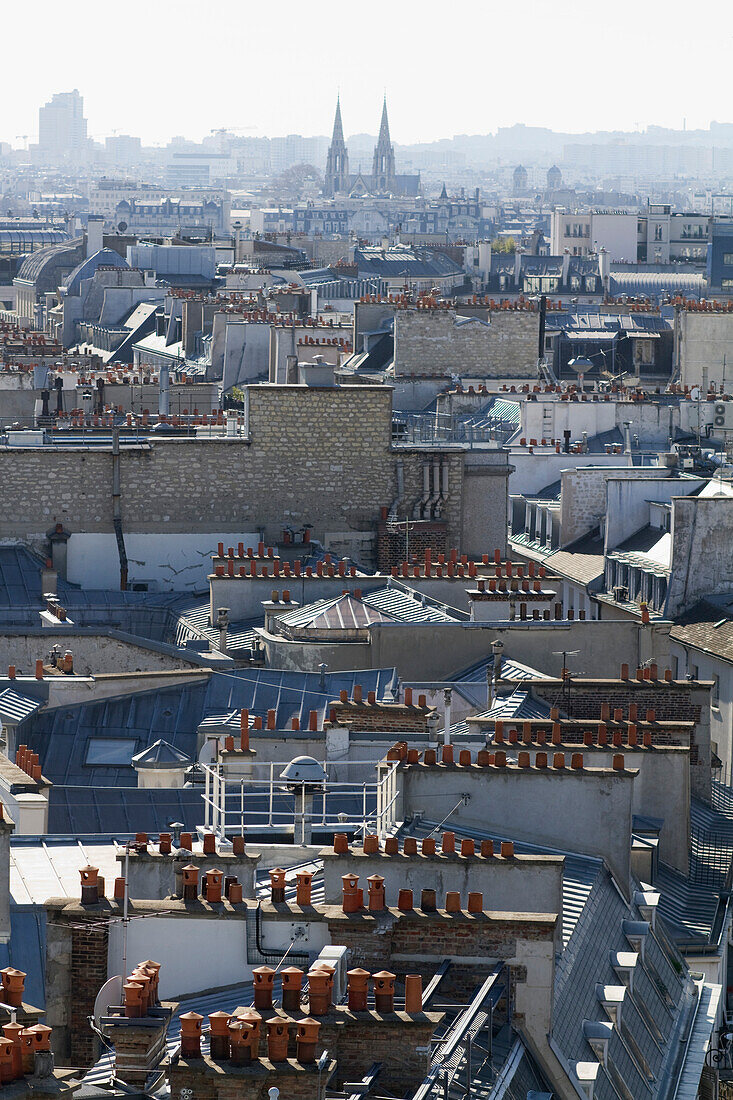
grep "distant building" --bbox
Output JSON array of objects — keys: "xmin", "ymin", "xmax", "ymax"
[
  {"xmin": 547, "ymin": 164, "xmax": 562, "ymax": 190},
  {"xmin": 324, "ymin": 97, "xmax": 421, "ymax": 198},
  {"xmin": 35, "ymin": 89, "xmax": 88, "ymax": 164},
  {"xmin": 512, "ymin": 165, "xmax": 528, "ymax": 196},
  {"xmin": 104, "ymin": 134, "xmax": 142, "ymax": 167},
  {"xmin": 165, "ymin": 150, "xmax": 236, "ymax": 187},
  {"xmin": 706, "ymin": 217, "xmax": 733, "ymax": 292},
  {"xmin": 111, "ymin": 198, "xmax": 228, "ymax": 240}
]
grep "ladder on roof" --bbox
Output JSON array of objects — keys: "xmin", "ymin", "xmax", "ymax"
[{"xmin": 537, "ymin": 356, "xmax": 558, "ymax": 386}]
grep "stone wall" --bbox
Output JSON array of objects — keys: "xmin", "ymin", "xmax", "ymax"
[
  {"xmin": 678, "ymin": 309, "xmax": 733, "ymax": 389},
  {"xmin": 0, "ymin": 634, "xmax": 194, "ymax": 676},
  {"xmin": 394, "ymin": 309, "xmax": 538, "ymax": 379},
  {"xmin": 0, "ymin": 385, "xmax": 510, "ymax": 568},
  {"xmin": 559, "ymin": 466, "xmax": 670, "ymax": 545},
  {"xmin": 668, "ymin": 496, "xmax": 733, "ymax": 617}
]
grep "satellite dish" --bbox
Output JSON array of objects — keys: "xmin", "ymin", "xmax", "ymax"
[
  {"xmin": 198, "ymin": 739, "xmax": 216, "ymax": 765},
  {"xmin": 94, "ymin": 975, "xmax": 123, "ymax": 1028}
]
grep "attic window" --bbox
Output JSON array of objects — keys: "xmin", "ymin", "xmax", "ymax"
[{"xmin": 85, "ymin": 738, "xmax": 138, "ymax": 766}]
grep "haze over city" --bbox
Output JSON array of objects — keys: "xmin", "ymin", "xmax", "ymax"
[
  {"xmin": 2, "ymin": 4, "xmax": 733, "ymax": 1100},
  {"xmin": 3, "ymin": 0, "xmax": 733, "ymax": 144}
]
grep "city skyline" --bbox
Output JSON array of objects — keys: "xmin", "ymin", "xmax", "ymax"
[{"xmin": 3, "ymin": 0, "xmax": 732, "ymax": 147}]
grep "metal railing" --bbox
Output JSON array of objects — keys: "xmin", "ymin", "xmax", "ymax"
[
  {"xmin": 711, "ymin": 770, "xmax": 733, "ymax": 818},
  {"xmin": 201, "ymin": 758, "xmax": 401, "ymax": 839},
  {"xmin": 689, "ymin": 823, "xmax": 733, "ymax": 887},
  {"xmin": 412, "ymin": 965, "xmax": 509, "ymax": 1100},
  {"xmin": 392, "ymin": 411, "xmax": 517, "ymax": 447}
]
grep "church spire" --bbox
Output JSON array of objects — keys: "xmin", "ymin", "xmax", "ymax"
[
  {"xmin": 377, "ymin": 95, "xmax": 391, "ymax": 147},
  {"xmin": 324, "ymin": 95, "xmax": 349, "ymax": 197},
  {"xmin": 372, "ymin": 95, "xmax": 395, "ymax": 193},
  {"xmin": 332, "ymin": 95, "xmax": 345, "ymax": 145}
]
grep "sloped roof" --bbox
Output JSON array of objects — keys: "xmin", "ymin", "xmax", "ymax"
[
  {"xmin": 21, "ymin": 667, "xmax": 399, "ymax": 792},
  {"xmin": 300, "ymin": 593, "xmax": 392, "ymax": 630},
  {"xmin": 362, "ymin": 586, "xmax": 462, "ymax": 624},
  {"xmin": 0, "ymin": 688, "xmax": 43, "ymax": 725},
  {"xmin": 545, "ymin": 530, "xmax": 606, "ymax": 587},
  {"xmin": 15, "ymin": 236, "xmax": 83, "ymax": 284},
  {"xmin": 131, "ymin": 738, "xmax": 191, "ymax": 768},
  {"xmin": 669, "ymin": 599, "xmax": 733, "ymax": 664},
  {"xmin": 355, "ymin": 246, "xmax": 463, "ymax": 278},
  {"xmin": 63, "ymin": 248, "xmax": 128, "ymax": 296}
]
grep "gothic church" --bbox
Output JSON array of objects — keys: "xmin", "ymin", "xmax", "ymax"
[{"xmin": 324, "ymin": 97, "xmax": 421, "ymax": 198}]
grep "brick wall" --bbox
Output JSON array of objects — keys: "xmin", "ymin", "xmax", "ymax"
[
  {"xmin": 394, "ymin": 309, "xmax": 538, "ymax": 379},
  {"xmin": 531, "ymin": 678, "xmax": 711, "ymax": 800},
  {"xmin": 170, "ymin": 1057, "xmax": 332, "ymax": 1100},
  {"xmin": 330, "ymin": 701, "xmax": 431, "ymax": 733},
  {"xmin": 376, "ymin": 519, "xmax": 448, "ymax": 570},
  {"xmin": 319, "ymin": 1011, "xmax": 437, "ymax": 1092},
  {"xmin": 326, "ymin": 907, "xmax": 555, "ymax": 999},
  {"xmin": 531, "ymin": 680, "xmax": 703, "ymax": 724},
  {"xmin": 70, "ymin": 919, "xmax": 109, "ymax": 1066}
]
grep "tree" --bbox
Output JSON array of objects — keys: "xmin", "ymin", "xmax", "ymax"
[
  {"xmin": 491, "ymin": 237, "xmax": 515, "ymax": 254},
  {"xmin": 273, "ymin": 163, "xmax": 323, "ymax": 196}
]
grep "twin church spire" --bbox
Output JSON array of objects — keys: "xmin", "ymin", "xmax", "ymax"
[{"xmin": 324, "ymin": 96, "xmax": 398, "ymax": 197}]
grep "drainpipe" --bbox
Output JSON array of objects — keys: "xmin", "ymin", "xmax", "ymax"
[
  {"xmin": 443, "ymin": 687, "xmax": 452, "ymax": 745},
  {"xmin": 217, "ymin": 607, "xmax": 230, "ymax": 655},
  {"xmin": 426, "ymin": 456, "xmax": 441, "ymax": 518},
  {"xmin": 388, "ymin": 459, "xmax": 405, "ymax": 521},
  {"xmin": 413, "ymin": 461, "xmax": 431, "ymax": 519},
  {"xmin": 112, "ymin": 428, "xmax": 128, "ymax": 591},
  {"xmin": 433, "ymin": 457, "xmax": 449, "ymax": 518},
  {"xmin": 158, "ymin": 363, "xmax": 170, "ymax": 417}
]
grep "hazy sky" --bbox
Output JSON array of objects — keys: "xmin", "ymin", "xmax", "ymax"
[{"xmin": 5, "ymin": 0, "xmax": 732, "ymax": 145}]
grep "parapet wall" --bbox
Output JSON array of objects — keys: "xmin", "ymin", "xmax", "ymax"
[
  {"xmin": 0, "ymin": 387, "xmax": 476, "ymax": 558},
  {"xmin": 394, "ymin": 309, "xmax": 538, "ymax": 379},
  {"xmin": 396, "ymin": 750, "xmax": 635, "ymax": 887}
]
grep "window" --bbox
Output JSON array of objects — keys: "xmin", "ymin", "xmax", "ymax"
[
  {"xmin": 671, "ymin": 654, "xmax": 679, "ymax": 679},
  {"xmin": 690, "ymin": 663, "xmax": 699, "ymax": 681},
  {"xmin": 654, "ymin": 224, "xmax": 663, "ymax": 241},
  {"xmin": 712, "ymin": 675, "xmax": 720, "ymax": 707},
  {"xmin": 723, "ymin": 279, "xmax": 733, "ymax": 291},
  {"xmin": 85, "ymin": 738, "xmax": 138, "ymax": 765},
  {"xmin": 724, "ymin": 254, "xmax": 733, "ymax": 266}
]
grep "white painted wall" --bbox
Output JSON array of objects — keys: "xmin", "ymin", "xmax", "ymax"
[
  {"xmin": 66, "ymin": 532, "xmax": 260, "ymax": 592},
  {"xmin": 107, "ymin": 916, "xmax": 251, "ymax": 999}
]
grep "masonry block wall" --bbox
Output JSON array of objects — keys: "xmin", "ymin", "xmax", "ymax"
[
  {"xmin": 530, "ymin": 677, "xmax": 711, "ymax": 802},
  {"xmin": 394, "ymin": 309, "xmax": 538, "ymax": 379},
  {"xmin": 668, "ymin": 496, "xmax": 733, "ymax": 617},
  {"xmin": 559, "ymin": 466, "xmax": 670, "ymax": 544},
  {"xmin": 45, "ymin": 902, "xmax": 109, "ymax": 1065},
  {"xmin": 325, "ymin": 905, "xmax": 556, "ymax": 1025},
  {"xmin": 0, "ymin": 386, "xmax": 505, "ymax": 566}
]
